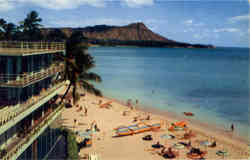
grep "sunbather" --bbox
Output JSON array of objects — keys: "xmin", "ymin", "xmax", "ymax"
[
  {"xmin": 187, "ymin": 147, "xmax": 207, "ymax": 159},
  {"xmin": 143, "ymin": 135, "xmax": 153, "ymax": 141},
  {"xmin": 209, "ymin": 141, "xmax": 216, "ymax": 148},
  {"xmin": 160, "ymin": 147, "xmax": 178, "ymax": 159},
  {"xmin": 190, "ymin": 147, "xmax": 203, "ymax": 155}
]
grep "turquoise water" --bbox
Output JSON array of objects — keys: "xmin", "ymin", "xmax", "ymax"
[{"xmin": 89, "ymin": 47, "xmax": 249, "ymax": 139}]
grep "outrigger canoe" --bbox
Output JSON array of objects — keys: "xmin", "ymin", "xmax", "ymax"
[
  {"xmin": 115, "ymin": 123, "xmax": 161, "ymax": 137},
  {"xmin": 184, "ymin": 112, "xmax": 194, "ymax": 116}
]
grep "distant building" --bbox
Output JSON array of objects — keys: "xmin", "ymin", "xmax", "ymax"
[{"xmin": 0, "ymin": 41, "xmax": 66, "ymax": 160}]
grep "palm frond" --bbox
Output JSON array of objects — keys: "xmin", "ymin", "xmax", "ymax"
[
  {"xmin": 81, "ymin": 80, "xmax": 102, "ymax": 97},
  {"xmin": 79, "ymin": 72, "xmax": 102, "ymax": 82}
]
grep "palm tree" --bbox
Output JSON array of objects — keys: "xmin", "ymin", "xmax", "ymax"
[
  {"xmin": 20, "ymin": 11, "xmax": 42, "ymax": 32},
  {"xmin": 58, "ymin": 33, "xmax": 102, "ymax": 105}
]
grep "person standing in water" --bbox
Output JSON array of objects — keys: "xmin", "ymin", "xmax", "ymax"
[
  {"xmin": 231, "ymin": 124, "xmax": 234, "ymax": 132},
  {"xmin": 135, "ymin": 99, "xmax": 139, "ymax": 110}
]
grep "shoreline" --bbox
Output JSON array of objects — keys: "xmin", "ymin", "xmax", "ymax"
[
  {"xmin": 103, "ymin": 95, "xmax": 248, "ymax": 143},
  {"xmin": 103, "ymin": 95, "xmax": 248, "ymax": 146}
]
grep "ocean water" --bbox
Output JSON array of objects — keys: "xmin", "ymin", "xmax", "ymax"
[{"xmin": 88, "ymin": 47, "xmax": 249, "ymax": 139}]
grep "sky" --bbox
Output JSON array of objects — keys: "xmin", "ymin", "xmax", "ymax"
[{"xmin": 0, "ymin": 0, "xmax": 249, "ymax": 47}]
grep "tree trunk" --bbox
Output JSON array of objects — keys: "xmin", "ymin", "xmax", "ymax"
[{"xmin": 59, "ymin": 82, "xmax": 72, "ymax": 105}]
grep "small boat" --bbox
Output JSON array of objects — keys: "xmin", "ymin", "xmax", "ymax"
[
  {"xmin": 184, "ymin": 112, "xmax": 194, "ymax": 116},
  {"xmin": 168, "ymin": 121, "xmax": 187, "ymax": 131}
]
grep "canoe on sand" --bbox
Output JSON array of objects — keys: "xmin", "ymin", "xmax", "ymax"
[
  {"xmin": 168, "ymin": 121, "xmax": 187, "ymax": 131},
  {"xmin": 115, "ymin": 123, "xmax": 161, "ymax": 137}
]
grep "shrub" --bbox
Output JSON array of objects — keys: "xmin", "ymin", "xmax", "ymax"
[{"xmin": 61, "ymin": 128, "xmax": 79, "ymax": 160}]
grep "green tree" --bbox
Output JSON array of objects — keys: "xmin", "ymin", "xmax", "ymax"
[
  {"xmin": 0, "ymin": 18, "xmax": 17, "ymax": 40},
  {"xmin": 19, "ymin": 10, "xmax": 44, "ymax": 40},
  {"xmin": 59, "ymin": 33, "xmax": 102, "ymax": 105}
]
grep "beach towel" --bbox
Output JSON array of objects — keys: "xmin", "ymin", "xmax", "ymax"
[{"xmin": 216, "ymin": 150, "xmax": 228, "ymax": 157}]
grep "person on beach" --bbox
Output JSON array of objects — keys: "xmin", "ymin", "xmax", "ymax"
[
  {"xmin": 231, "ymin": 124, "xmax": 234, "ymax": 132},
  {"xmin": 209, "ymin": 140, "xmax": 216, "ymax": 148},
  {"xmin": 127, "ymin": 99, "xmax": 133, "ymax": 110},
  {"xmin": 123, "ymin": 110, "xmax": 128, "ymax": 116},
  {"xmin": 74, "ymin": 119, "xmax": 77, "ymax": 128},
  {"xmin": 135, "ymin": 99, "xmax": 138, "ymax": 110},
  {"xmin": 187, "ymin": 140, "xmax": 192, "ymax": 148},
  {"xmin": 133, "ymin": 116, "xmax": 138, "ymax": 122},
  {"xmin": 84, "ymin": 106, "xmax": 88, "ymax": 116},
  {"xmin": 99, "ymin": 100, "xmax": 102, "ymax": 105}
]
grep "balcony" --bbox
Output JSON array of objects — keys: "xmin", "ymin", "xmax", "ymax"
[
  {"xmin": 0, "ymin": 41, "xmax": 65, "ymax": 56},
  {"xmin": 0, "ymin": 82, "xmax": 65, "ymax": 136},
  {"xmin": 0, "ymin": 104, "xmax": 64, "ymax": 160},
  {"xmin": 0, "ymin": 62, "xmax": 65, "ymax": 87}
]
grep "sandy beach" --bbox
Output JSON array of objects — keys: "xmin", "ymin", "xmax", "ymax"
[{"xmin": 61, "ymin": 88, "xmax": 249, "ymax": 160}]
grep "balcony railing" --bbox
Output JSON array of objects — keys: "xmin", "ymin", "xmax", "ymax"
[
  {"xmin": 0, "ymin": 82, "xmax": 65, "ymax": 135},
  {"xmin": 0, "ymin": 41, "xmax": 65, "ymax": 50},
  {"xmin": 0, "ymin": 63, "xmax": 65, "ymax": 87},
  {"xmin": 0, "ymin": 104, "xmax": 64, "ymax": 160}
]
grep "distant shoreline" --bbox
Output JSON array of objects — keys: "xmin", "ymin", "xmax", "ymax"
[{"xmin": 88, "ymin": 43, "xmax": 215, "ymax": 49}]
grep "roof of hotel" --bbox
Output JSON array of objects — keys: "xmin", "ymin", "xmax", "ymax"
[{"xmin": 0, "ymin": 48, "xmax": 65, "ymax": 56}]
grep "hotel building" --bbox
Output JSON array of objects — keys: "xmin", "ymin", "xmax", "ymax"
[{"xmin": 0, "ymin": 41, "xmax": 66, "ymax": 160}]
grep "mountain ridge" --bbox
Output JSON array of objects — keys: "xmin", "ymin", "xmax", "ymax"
[{"xmin": 41, "ymin": 22, "xmax": 214, "ymax": 48}]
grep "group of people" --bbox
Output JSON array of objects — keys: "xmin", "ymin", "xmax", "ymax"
[
  {"xmin": 160, "ymin": 146, "xmax": 179, "ymax": 159},
  {"xmin": 127, "ymin": 99, "xmax": 139, "ymax": 110},
  {"xmin": 76, "ymin": 104, "xmax": 88, "ymax": 116}
]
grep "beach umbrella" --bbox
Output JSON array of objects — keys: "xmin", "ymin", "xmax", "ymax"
[{"xmin": 172, "ymin": 143, "xmax": 185, "ymax": 149}]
